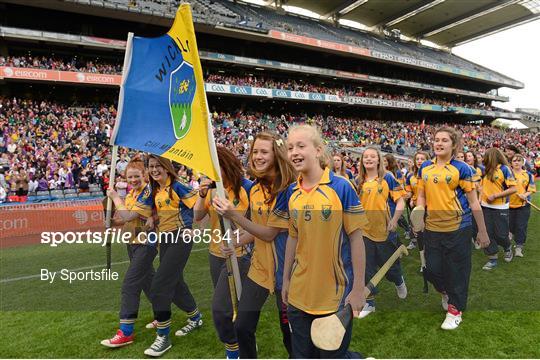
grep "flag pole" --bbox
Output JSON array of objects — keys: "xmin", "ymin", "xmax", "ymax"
[{"xmin": 106, "ymin": 32, "xmax": 134, "ymax": 269}]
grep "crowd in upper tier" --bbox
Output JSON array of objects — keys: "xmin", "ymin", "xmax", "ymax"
[{"xmin": 1, "ymin": 98, "xmax": 538, "ymax": 203}]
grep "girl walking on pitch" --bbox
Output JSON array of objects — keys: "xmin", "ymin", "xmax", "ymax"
[
  {"xmin": 193, "ymin": 146, "xmax": 253, "ymax": 359},
  {"xmin": 275, "ymin": 125, "xmax": 368, "ymax": 357},
  {"xmin": 355, "ymin": 147, "xmax": 407, "ymax": 319},
  {"xmin": 213, "ymin": 132, "xmax": 296, "ymax": 358},
  {"xmin": 416, "ymin": 127, "xmax": 489, "ymax": 330},
  {"xmin": 480, "ymin": 148, "xmax": 517, "ymax": 270},
  {"xmin": 101, "ymin": 157, "xmax": 156, "ymax": 348},
  {"xmin": 404, "ymin": 151, "xmax": 429, "ymax": 270},
  {"xmin": 143, "ymin": 155, "xmax": 202, "ymax": 357},
  {"xmin": 509, "ymin": 154, "xmax": 536, "ymax": 257}
]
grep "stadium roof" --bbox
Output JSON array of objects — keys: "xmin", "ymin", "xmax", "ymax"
[{"xmin": 267, "ymin": 0, "xmax": 540, "ymax": 47}]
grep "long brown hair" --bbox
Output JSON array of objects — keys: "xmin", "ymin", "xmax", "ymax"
[
  {"xmin": 434, "ymin": 126, "xmax": 461, "ymax": 157},
  {"xmin": 465, "ymin": 151, "xmax": 478, "ymax": 168},
  {"xmin": 384, "ymin": 153, "xmax": 399, "ymax": 178},
  {"xmin": 247, "ymin": 132, "xmax": 296, "ymax": 204},
  {"xmin": 332, "ymin": 153, "xmax": 348, "ymax": 178},
  {"xmin": 147, "ymin": 154, "xmax": 179, "ymax": 201},
  {"xmin": 413, "ymin": 151, "xmax": 430, "ymax": 175},
  {"xmin": 483, "ymin": 148, "xmax": 509, "ymax": 182},
  {"xmin": 217, "ymin": 146, "xmax": 244, "ymax": 200},
  {"xmin": 356, "ymin": 147, "xmax": 386, "ymax": 192}
]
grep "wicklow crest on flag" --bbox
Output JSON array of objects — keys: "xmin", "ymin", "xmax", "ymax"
[{"xmin": 169, "ymin": 61, "xmax": 196, "ymax": 140}]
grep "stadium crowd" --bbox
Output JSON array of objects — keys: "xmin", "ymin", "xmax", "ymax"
[
  {"xmin": 0, "ymin": 53, "xmax": 494, "ymax": 110},
  {"xmin": 1, "ymin": 98, "xmax": 538, "ymax": 203},
  {"xmin": 206, "ymin": 73, "xmax": 493, "ymax": 110},
  {"xmin": 0, "ymin": 54, "xmax": 123, "ymax": 75}
]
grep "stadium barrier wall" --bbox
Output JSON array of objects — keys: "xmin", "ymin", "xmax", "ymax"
[
  {"xmin": 0, "ymin": 199, "xmax": 105, "ymax": 248},
  {"xmin": 0, "ymin": 66, "xmax": 121, "ymax": 85}
]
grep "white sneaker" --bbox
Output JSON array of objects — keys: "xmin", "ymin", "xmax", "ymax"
[
  {"xmin": 406, "ymin": 241, "xmax": 417, "ymax": 250},
  {"xmin": 515, "ymin": 247, "xmax": 523, "ymax": 257},
  {"xmin": 504, "ymin": 249, "xmax": 513, "ymax": 263},
  {"xmin": 441, "ymin": 311, "xmax": 462, "ymax": 330},
  {"xmin": 143, "ymin": 334, "xmax": 172, "ymax": 357},
  {"xmin": 473, "ymin": 240, "xmax": 481, "ymax": 250},
  {"xmin": 395, "ymin": 279, "xmax": 407, "ymax": 299},
  {"xmin": 145, "ymin": 320, "xmax": 157, "ymax": 329},
  {"xmin": 175, "ymin": 317, "xmax": 203, "ymax": 336},
  {"xmin": 358, "ymin": 301, "xmax": 375, "ymax": 319},
  {"xmin": 441, "ymin": 293, "xmax": 449, "ymax": 311}
]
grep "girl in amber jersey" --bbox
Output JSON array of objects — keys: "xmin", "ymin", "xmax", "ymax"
[
  {"xmin": 416, "ymin": 127, "xmax": 489, "ymax": 330},
  {"xmin": 508, "ymin": 154, "xmax": 535, "ymax": 257},
  {"xmin": 355, "ymin": 147, "xmax": 407, "ymax": 319},
  {"xmin": 193, "ymin": 147, "xmax": 253, "ymax": 359},
  {"xmin": 213, "ymin": 132, "xmax": 296, "ymax": 358},
  {"xmin": 279, "ymin": 125, "xmax": 367, "ymax": 358},
  {"xmin": 404, "ymin": 151, "xmax": 429, "ymax": 270},
  {"xmin": 480, "ymin": 148, "xmax": 517, "ymax": 270},
  {"xmin": 101, "ymin": 158, "xmax": 155, "ymax": 349}
]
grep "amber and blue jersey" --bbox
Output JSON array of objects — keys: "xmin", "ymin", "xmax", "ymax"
[
  {"xmin": 154, "ymin": 178, "xmax": 198, "ymax": 232},
  {"xmin": 418, "ymin": 159, "xmax": 474, "ymax": 232},
  {"xmin": 269, "ymin": 168, "xmax": 368, "ymax": 315},
  {"xmin": 205, "ymin": 178, "xmax": 252, "ymax": 258},
  {"xmin": 359, "ymin": 172, "xmax": 405, "ymax": 242},
  {"xmin": 480, "ymin": 165, "xmax": 517, "ymax": 209},
  {"xmin": 509, "ymin": 170, "xmax": 536, "ymax": 209},
  {"xmin": 405, "ymin": 171, "xmax": 419, "ymax": 203},
  {"xmin": 123, "ymin": 184, "xmax": 153, "ymax": 244},
  {"xmin": 247, "ymin": 182, "xmax": 289, "ymax": 292}
]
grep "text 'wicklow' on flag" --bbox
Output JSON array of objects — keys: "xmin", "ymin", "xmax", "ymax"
[{"xmin": 111, "ymin": 4, "xmax": 220, "ymax": 181}]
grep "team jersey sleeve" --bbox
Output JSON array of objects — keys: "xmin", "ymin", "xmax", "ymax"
[
  {"xmin": 338, "ymin": 179, "xmax": 368, "ymax": 236},
  {"xmin": 458, "ymin": 163, "xmax": 474, "ymax": 193},
  {"xmin": 404, "ymin": 174, "xmax": 412, "ymax": 193},
  {"xmin": 267, "ymin": 186, "xmax": 292, "ymax": 230},
  {"xmin": 417, "ymin": 162, "xmax": 429, "ymax": 191},
  {"xmin": 172, "ymin": 181, "xmax": 198, "ymax": 209},
  {"xmin": 132, "ymin": 185, "xmax": 153, "ymax": 218},
  {"xmin": 241, "ymin": 178, "xmax": 254, "ymax": 202},
  {"xmin": 501, "ymin": 165, "xmax": 517, "ymax": 187},
  {"xmin": 527, "ymin": 173, "xmax": 536, "ymax": 193},
  {"xmin": 385, "ymin": 173, "xmax": 406, "ymax": 202}
]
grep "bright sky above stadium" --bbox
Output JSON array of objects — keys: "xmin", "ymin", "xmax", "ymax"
[
  {"xmin": 454, "ymin": 19, "xmax": 540, "ymax": 112},
  {"xmin": 242, "ymin": 0, "xmax": 539, "ymax": 112}
]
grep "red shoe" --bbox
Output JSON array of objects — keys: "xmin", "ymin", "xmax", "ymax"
[{"xmin": 100, "ymin": 329, "xmax": 134, "ymax": 348}]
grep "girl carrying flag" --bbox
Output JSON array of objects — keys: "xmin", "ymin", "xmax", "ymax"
[
  {"xmin": 480, "ymin": 148, "xmax": 517, "ymax": 270},
  {"xmin": 509, "ymin": 154, "xmax": 536, "ymax": 257},
  {"xmin": 213, "ymin": 132, "xmax": 296, "ymax": 358},
  {"xmin": 143, "ymin": 155, "xmax": 202, "ymax": 357},
  {"xmin": 101, "ymin": 157, "xmax": 155, "ymax": 348},
  {"xmin": 356, "ymin": 147, "xmax": 408, "ymax": 319},
  {"xmin": 416, "ymin": 127, "xmax": 489, "ymax": 330},
  {"xmin": 275, "ymin": 125, "xmax": 368, "ymax": 358},
  {"xmin": 193, "ymin": 146, "xmax": 253, "ymax": 359}
]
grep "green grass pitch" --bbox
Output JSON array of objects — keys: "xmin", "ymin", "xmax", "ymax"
[{"xmin": 1, "ymin": 185, "xmax": 539, "ymax": 358}]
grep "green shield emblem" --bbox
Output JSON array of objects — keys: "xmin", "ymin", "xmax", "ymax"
[
  {"xmin": 169, "ymin": 61, "xmax": 196, "ymax": 140},
  {"xmin": 321, "ymin": 205, "xmax": 332, "ymax": 221}
]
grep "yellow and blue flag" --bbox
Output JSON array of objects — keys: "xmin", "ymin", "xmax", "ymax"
[{"xmin": 112, "ymin": 4, "xmax": 220, "ymax": 180}]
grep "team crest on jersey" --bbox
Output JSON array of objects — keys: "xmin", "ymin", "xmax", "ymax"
[
  {"xmin": 321, "ymin": 205, "xmax": 332, "ymax": 221},
  {"xmin": 423, "ymin": 174, "xmax": 429, "ymax": 182},
  {"xmin": 292, "ymin": 209, "xmax": 299, "ymax": 220},
  {"xmin": 169, "ymin": 61, "xmax": 196, "ymax": 140},
  {"xmin": 233, "ymin": 198, "xmax": 240, "ymax": 207},
  {"xmin": 377, "ymin": 186, "xmax": 383, "ymax": 194},
  {"xmin": 445, "ymin": 175, "xmax": 452, "ymax": 184}
]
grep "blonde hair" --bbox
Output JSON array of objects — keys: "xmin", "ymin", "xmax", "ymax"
[
  {"xmin": 356, "ymin": 147, "xmax": 386, "ymax": 192},
  {"xmin": 288, "ymin": 124, "xmax": 328, "ymax": 169}
]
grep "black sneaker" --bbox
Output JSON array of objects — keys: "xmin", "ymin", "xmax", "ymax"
[{"xmin": 144, "ymin": 334, "xmax": 171, "ymax": 357}]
